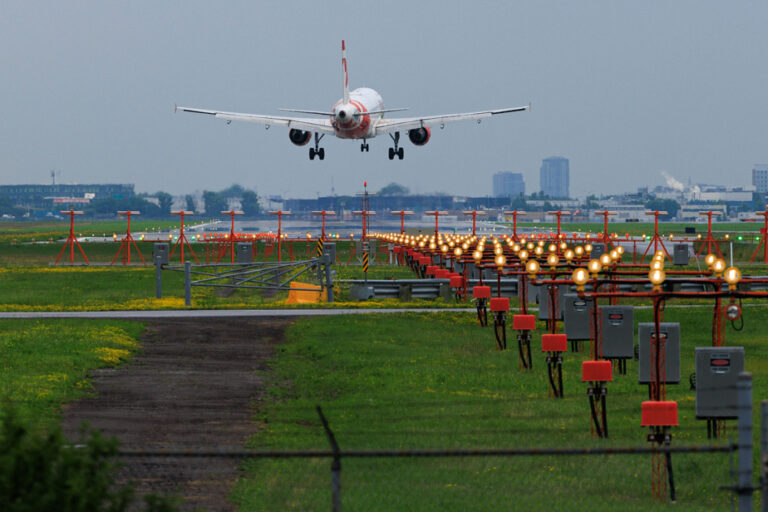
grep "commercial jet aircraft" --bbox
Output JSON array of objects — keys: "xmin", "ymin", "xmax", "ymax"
[{"xmin": 176, "ymin": 41, "xmax": 530, "ymax": 161}]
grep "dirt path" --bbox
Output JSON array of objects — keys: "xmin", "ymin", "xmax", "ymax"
[{"xmin": 61, "ymin": 317, "xmax": 295, "ymax": 511}]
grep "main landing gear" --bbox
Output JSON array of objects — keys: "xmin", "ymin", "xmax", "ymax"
[
  {"xmin": 360, "ymin": 140, "xmax": 369, "ymax": 152},
  {"xmin": 388, "ymin": 132, "xmax": 404, "ymax": 160},
  {"xmin": 309, "ymin": 133, "xmax": 325, "ymax": 160}
]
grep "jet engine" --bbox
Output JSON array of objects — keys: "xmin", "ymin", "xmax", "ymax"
[
  {"xmin": 289, "ymin": 129, "xmax": 312, "ymax": 146},
  {"xmin": 408, "ymin": 127, "xmax": 431, "ymax": 146}
]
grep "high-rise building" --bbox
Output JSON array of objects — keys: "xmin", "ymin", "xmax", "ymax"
[
  {"xmin": 492, "ymin": 172, "xmax": 525, "ymax": 198},
  {"xmin": 540, "ymin": 157, "xmax": 570, "ymax": 198},
  {"xmin": 753, "ymin": 164, "xmax": 768, "ymax": 194}
]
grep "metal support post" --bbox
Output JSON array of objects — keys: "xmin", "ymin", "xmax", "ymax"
[
  {"xmin": 324, "ymin": 254, "xmax": 334, "ymax": 303},
  {"xmin": 155, "ymin": 256, "xmax": 162, "ymax": 299},
  {"xmin": 761, "ymin": 400, "xmax": 767, "ymax": 512},
  {"xmin": 317, "ymin": 406, "xmax": 341, "ymax": 512},
  {"xmin": 184, "ymin": 261, "xmax": 191, "ymax": 307},
  {"xmin": 738, "ymin": 372, "xmax": 754, "ymax": 511}
]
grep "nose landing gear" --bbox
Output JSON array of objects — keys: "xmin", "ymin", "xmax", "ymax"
[
  {"xmin": 360, "ymin": 140, "xmax": 369, "ymax": 152},
  {"xmin": 388, "ymin": 132, "xmax": 404, "ymax": 160},
  {"xmin": 309, "ymin": 133, "xmax": 325, "ymax": 160}
]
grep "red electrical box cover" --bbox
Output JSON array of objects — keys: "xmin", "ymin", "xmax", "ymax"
[
  {"xmin": 425, "ymin": 265, "xmax": 437, "ymax": 276},
  {"xmin": 641, "ymin": 401, "xmax": 679, "ymax": 427},
  {"xmin": 541, "ymin": 334, "xmax": 567, "ymax": 352},
  {"xmin": 581, "ymin": 360, "xmax": 613, "ymax": 382},
  {"xmin": 435, "ymin": 269, "xmax": 450, "ymax": 279},
  {"xmin": 472, "ymin": 286, "xmax": 491, "ymax": 299},
  {"xmin": 512, "ymin": 314, "xmax": 536, "ymax": 330},
  {"xmin": 393, "ymin": 246, "xmax": 402, "ymax": 254},
  {"xmin": 420, "ymin": 256, "xmax": 431, "ymax": 266},
  {"xmin": 449, "ymin": 276, "xmax": 463, "ymax": 288},
  {"xmin": 489, "ymin": 297, "xmax": 509, "ymax": 312}
]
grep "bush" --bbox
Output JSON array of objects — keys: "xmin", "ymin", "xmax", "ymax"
[{"xmin": 0, "ymin": 410, "xmax": 178, "ymax": 512}]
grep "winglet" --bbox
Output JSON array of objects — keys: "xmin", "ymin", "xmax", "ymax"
[
  {"xmin": 341, "ymin": 40, "xmax": 350, "ymax": 104},
  {"xmin": 528, "ymin": 102, "xmax": 532, "ymax": 111},
  {"xmin": 174, "ymin": 103, "xmax": 178, "ymax": 113}
]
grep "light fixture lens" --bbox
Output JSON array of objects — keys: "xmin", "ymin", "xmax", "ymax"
[{"xmin": 572, "ymin": 268, "xmax": 589, "ymax": 286}]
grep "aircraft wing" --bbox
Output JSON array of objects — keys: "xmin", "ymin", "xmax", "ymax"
[
  {"xmin": 374, "ymin": 104, "xmax": 530, "ymax": 134},
  {"xmin": 175, "ymin": 106, "xmax": 336, "ymax": 135}
]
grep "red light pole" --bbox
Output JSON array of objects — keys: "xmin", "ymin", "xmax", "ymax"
[
  {"xmin": 424, "ymin": 211, "xmax": 448, "ymax": 238},
  {"xmin": 220, "ymin": 210, "xmax": 244, "ymax": 263},
  {"xmin": 268, "ymin": 210, "xmax": 291, "ymax": 262},
  {"xmin": 353, "ymin": 210, "xmax": 376, "ymax": 240},
  {"xmin": 111, "ymin": 211, "xmax": 145, "ymax": 265},
  {"xmin": 595, "ymin": 211, "xmax": 617, "ymax": 252},
  {"xmin": 546, "ymin": 210, "xmax": 570, "ymax": 238},
  {"xmin": 169, "ymin": 210, "xmax": 199, "ymax": 263},
  {"xmin": 462, "ymin": 210, "xmax": 486, "ymax": 237},
  {"xmin": 502, "ymin": 210, "xmax": 526, "ymax": 240},
  {"xmin": 696, "ymin": 210, "xmax": 723, "ymax": 258},
  {"xmin": 642, "ymin": 211, "xmax": 671, "ymax": 262},
  {"xmin": 390, "ymin": 210, "xmax": 414, "ymax": 234},
  {"xmin": 311, "ymin": 210, "xmax": 336, "ymax": 240},
  {"xmin": 55, "ymin": 209, "xmax": 89, "ymax": 265},
  {"xmin": 749, "ymin": 208, "xmax": 768, "ymax": 264}
]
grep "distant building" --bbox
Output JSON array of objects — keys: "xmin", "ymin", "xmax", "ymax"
[
  {"xmin": 540, "ymin": 157, "xmax": 569, "ymax": 198},
  {"xmin": 0, "ymin": 183, "xmax": 135, "ymax": 210},
  {"xmin": 753, "ymin": 164, "xmax": 768, "ymax": 194},
  {"xmin": 492, "ymin": 172, "xmax": 525, "ymax": 198}
]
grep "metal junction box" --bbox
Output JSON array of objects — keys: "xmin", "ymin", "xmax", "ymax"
[
  {"xmin": 599, "ymin": 306, "xmax": 634, "ymax": 358},
  {"xmin": 590, "ymin": 244, "xmax": 605, "ymax": 259},
  {"xmin": 563, "ymin": 294, "xmax": 594, "ymax": 341},
  {"xmin": 673, "ymin": 244, "xmax": 689, "ymax": 266},
  {"xmin": 236, "ymin": 242, "xmax": 253, "ymax": 263},
  {"xmin": 153, "ymin": 243, "xmax": 169, "ymax": 266},
  {"xmin": 537, "ymin": 284, "xmax": 567, "ymax": 321},
  {"xmin": 322, "ymin": 243, "xmax": 336, "ymax": 263},
  {"xmin": 695, "ymin": 347, "xmax": 745, "ymax": 419},
  {"xmin": 638, "ymin": 322, "xmax": 681, "ymax": 384}
]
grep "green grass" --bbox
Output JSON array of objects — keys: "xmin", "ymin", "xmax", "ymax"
[
  {"xmin": 0, "ymin": 319, "xmax": 144, "ymax": 429},
  {"xmin": 497, "ymin": 221, "xmax": 762, "ymax": 236},
  {"xmin": 232, "ymin": 309, "xmax": 768, "ymax": 510}
]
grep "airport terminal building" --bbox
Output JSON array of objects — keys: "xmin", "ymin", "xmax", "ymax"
[{"xmin": 0, "ymin": 184, "xmax": 135, "ymax": 210}]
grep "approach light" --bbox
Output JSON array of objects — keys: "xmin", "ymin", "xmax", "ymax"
[
  {"xmin": 648, "ymin": 269, "xmax": 666, "ymax": 291},
  {"xmin": 564, "ymin": 249, "xmax": 575, "ymax": 262},
  {"xmin": 526, "ymin": 259, "xmax": 540, "ymax": 279},
  {"xmin": 599, "ymin": 253, "xmax": 612, "ymax": 267},
  {"xmin": 473, "ymin": 250, "xmax": 483, "ymax": 262},
  {"xmin": 704, "ymin": 253, "xmax": 716, "ymax": 268},
  {"xmin": 547, "ymin": 253, "xmax": 559, "ymax": 269},
  {"xmin": 572, "ymin": 268, "xmax": 589, "ymax": 292},
  {"xmin": 585, "ymin": 243, "xmax": 593, "ymax": 254},
  {"xmin": 587, "ymin": 259, "xmax": 602, "ymax": 277},
  {"xmin": 519, "ymin": 250, "xmax": 529, "ymax": 262},
  {"xmin": 650, "ymin": 259, "xmax": 664, "ymax": 271},
  {"xmin": 713, "ymin": 258, "xmax": 727, "ymax": 277},
  {"xmin": 724, "ymin": 267, "xmax": 741, "ymax": 291},
  {"xmin": 495, "ymin": 254, "xmax": 507, "ymax": 268},
  {"xmin": 454, "ymin": 247, "xmax": 463, "ymax": 258}
]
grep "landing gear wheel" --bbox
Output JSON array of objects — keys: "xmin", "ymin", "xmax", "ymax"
[
  {"xmin": 361, "ymin": 144, "xmax": 365, "ymax": 152},
  {"xmin": 397, "ymin": 147, "xmax": 404, "ymax": 160},
  {"xmin": 318, "ymin": 148, "xmax": 325, "ymax": 160},
  {"xmin": 309, "ymin": 148, "xmax": 315, "ymax": 160},
  {"xmin": 388, "ymin": 147, "xmax": 395, "ymax": 160}
]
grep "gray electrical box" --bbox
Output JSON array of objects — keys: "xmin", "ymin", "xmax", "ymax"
[
  {"xmin": 673, "ymin": 244, "xmax": 689, "ymax": 266},
  {"xmin": 322, "ymin": 243, "xmax": 336, "ymax": 263},
  {"xmin": 538, "ymin": 284, "xmax": 567, "ymax": 321},
  {"xmin": 236, "ymin": 242, "xmax": 253, "ymax": 263},
  {"xmin": 153, "ymin": 243, "xmax": 169, "ymax": 266},
  {"xmin": 600, "ymin": 306, "xmax": 634, "ymax": 358},
  {"xmin": 590, "ymin": 244, "xmax": 605, "ymax": 259},
  {"xmin": 695, "ymin": 347, "xmax": 745, "ymax": 419},
  {"xmin": 563, "ymin": 294, "xmax": 594, "ymax": 341},
  {"xmin": 638, "ymin": 322, "xmax": 681, "ymax": 384}
]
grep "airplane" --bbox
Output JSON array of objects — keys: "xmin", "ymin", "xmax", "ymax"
[{"xmin": 176, "ymin": 41, "xmax": 530, "ymax": 161}]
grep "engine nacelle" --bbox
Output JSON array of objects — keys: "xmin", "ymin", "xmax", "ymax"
[
  {"xmin": 289, "ymin": 129, "xmax": 312, "ymax": 146},
  {"xmin": 408, "ymin": 127, "xmax": 431, "ymax": 146}
]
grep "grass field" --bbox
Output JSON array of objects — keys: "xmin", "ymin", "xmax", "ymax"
[
  {"xmin": 232, "ymin": 310, "xmax": 768, "ymax": 511},
  {"xmin": 0, "ymin": 319, "xmax": 144, "ymax": 429}
]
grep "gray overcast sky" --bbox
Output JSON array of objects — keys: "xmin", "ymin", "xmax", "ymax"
[{"xmin": 1, "ymin": 1, "xmax": 767, "ymax": 199}]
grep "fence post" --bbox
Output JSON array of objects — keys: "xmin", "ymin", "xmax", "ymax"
[
  {"xmin": 184, "ymin": 261, "xmax": 191, "ymax": 307},
  {"xmin": 317, "ymin": 405, "xmax": 341, "ymax": 512},
  {"xmin": 762, "ymin": 400, "xmax": 767, "ymax": 512},
  {"xmin": 324, "ymin": 255, "xmax": 334, "ymax": 303},
  {"xmin": 155, "ymin": 255, "xmax": 162, "ymax": 299},
  {"xmin": 738, "ymin": 372, "xmax": 754, "ymax": 512}
]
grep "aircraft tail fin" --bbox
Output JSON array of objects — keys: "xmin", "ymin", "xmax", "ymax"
[{"xmin": 342, "ymin": 40, "xmax": 350, "ymax": 104}]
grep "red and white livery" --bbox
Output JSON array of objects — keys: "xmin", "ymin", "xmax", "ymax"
[{"xmin": 176, "ymin": 41, "xmax": 530, "ymax": 160}]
